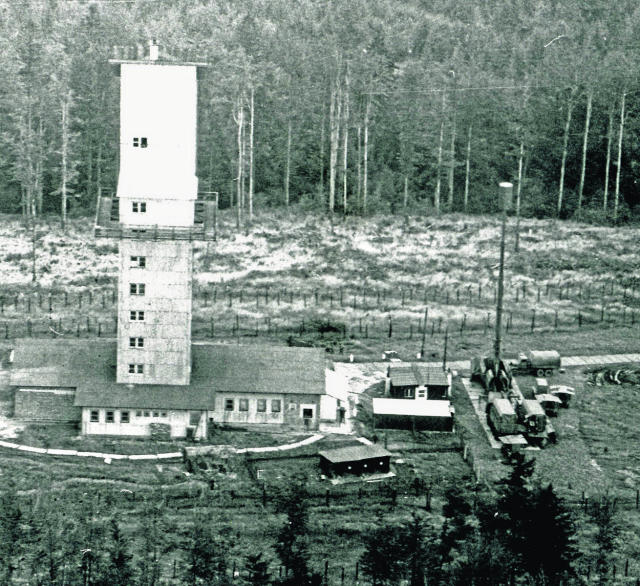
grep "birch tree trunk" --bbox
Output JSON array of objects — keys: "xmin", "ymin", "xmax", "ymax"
[
  {"xmin": 614, "ymin": 89, "xmax": 626, "ymax": 221},
  {"xmin": 319, "ymin": 101, "xmax": 325, "ymax": 203},
  {"xmin": 328, "ymin": 80, "xmax": 342, "ymax": 213},
  {"xmin": 403, "ymin": 175, "xmax": 409, "ymax": 209},
  {"xmin": 463, "ymin": 124, "xmax": 472, "ymax": 213},
  {"xmin": 447, "ymin": 87, "xmax": 457, "ymax": 211},
  {"xmin": 285, "ymin": 118, "xmax": 291, "ymax": 207},
  {"xmin": 603, "ymin": 104, "xmax": 614, "ymax": 210},
  {"xmin": 356, "ymin": 124, "xmax": 362, "ymax": 207},
  {"xmin": 557, "ymin": 90, "xmax": 574, "ymax": 216},
  {"xmin": 434, "ymin": 92, "xmax": 446, "ymax": 215},
  {"xmin": 577, "ymin": 90, "xmax": 592, "ymax": 211},
  {"xmin": 35, "ymin": 117, "xmax": 44, "ymax": 216},
  {"xmin": 235, "ymin": 98, "xmax": 244, "ymax": 230},
  {"xmin": 515, "ymin": 141, "xmax": 524, "ymax": 252},
  {"xmin": 342, "ymin": 71, "xmax": 349, "ymax": 214},
  {"xmin": 60, "ymin": 95, "xmax": 69, "ymax": 230},
  {"xmin": 249, "ymin": 86, "xmax": 254, "ymax": 221},
  {"xmin": 342, "ymin": 76, "xmax": 349, "ymax": 214},
  {"xmin": 363, "ymin": 96, "xmax": 371, "ymax": 214}
]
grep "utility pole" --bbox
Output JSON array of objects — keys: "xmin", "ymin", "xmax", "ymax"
[
  {"xmin": 494, "ymin": 182, "xmax": 513, "ymax": 371},
  {"xmin": 442, "ymin": 324, "xmax": 448, "ymax": 371}
]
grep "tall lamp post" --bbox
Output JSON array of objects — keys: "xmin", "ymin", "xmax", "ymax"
[{"xmin": 494, "ymin": 182, "xmax": 513, "ymax": 375}]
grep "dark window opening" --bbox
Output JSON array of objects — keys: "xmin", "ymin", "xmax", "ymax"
[
  {"xmin": 141, "ymin": 137, "xmax": 148, "ymax": 148},
  {"xmin": 133, "ymin": 137, "xmax": 139, "ymax": 147},
  {"xmin": 106, "ymin": 411, "xmax": 114, "ymax": 423},
  {"xmin": 303, "ymin": 408, "xmax": 313, "ymax": 419},
  {"xmin": 121, "ymin": 411, "xmax": 130, "ymax": 423},
  {"xmin": 225, "ymin": 399, "xmax": 234, "ymax": 411},
  {"xmin": 90, "ymin": 410, "xmax": 99, "ymax": 422}
]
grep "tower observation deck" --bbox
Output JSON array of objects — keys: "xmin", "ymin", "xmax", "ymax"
[{"xmin": 96, "ymin": 40, "xmax": 213, "ymax": 386}]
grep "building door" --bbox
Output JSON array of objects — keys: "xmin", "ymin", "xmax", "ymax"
[{"xmin": 300, "ymin": 404, "xmax": 315, "ymax": 429}]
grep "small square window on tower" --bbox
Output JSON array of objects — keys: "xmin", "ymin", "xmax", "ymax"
[
  {"xmin": 130, "ymin": 310, "xmax": 145, "ymax": 321},
  {"xmin": 132, "ymin": 201, "xmax": 147, "ymax": 213},
  {"xmin": 133, "ymin": 137, "xmax": 139, "ymax": 147},
  {"xmin": 129, "ymin": 337, "xmax": 144, "ymax": 348},
  {"xmin": 129, "ymin": 283, "xmax": 145, "ymax": 296},
  {"xmin": 130, "ymin": 256, "xmax": 146, "ymax": 268},
  {"xmin": 128, "ymin": 363, "xmax": 144, "ymax": 374},
  {"xmin": 141, "ymin": 137, "xmax": 148, "ymax": 148}
]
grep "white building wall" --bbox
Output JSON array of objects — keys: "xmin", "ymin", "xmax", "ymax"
[
  {"xmin": 117, "ymin": 240, "xmax": 192, "ymax": 385},
  {"xmin": 116, "ymin": 63, "xmax": 198, "ymax": 204},
  {"xmin": 208, "ymin": 393, "xmax": 285, "ymax": 425},
  {"xmin": 81, "ymin": 408, "xmax": 205, "ymax": 438}
]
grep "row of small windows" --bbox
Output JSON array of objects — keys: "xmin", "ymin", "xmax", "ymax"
[
  {"xmin": 89, "ymin": 409, "xmax": 167, "ymax": 423},
  {"xmin": 224, "ymin": 398, "xmax": 281, "ymax": 413},
  {"xmin": 90, "ymin": 410, "xmax": 129, "ymax": 423},
  {"xmin": 132, "ymin": 137, "xmax": 148, "ymax": 148}
]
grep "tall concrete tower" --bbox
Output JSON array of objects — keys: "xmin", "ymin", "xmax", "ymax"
[{"xmin": 96, "ymin": 41, "xmax": 212, "ymax": 386}]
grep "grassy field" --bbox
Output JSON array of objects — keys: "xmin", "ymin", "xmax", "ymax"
[
  {"xmin": 2, "ymin": 210, "xmax": 640, "ymax": 360},
  {"xmin": 2, "ymin": 209, "xmax": 640, "ymax": 580}
]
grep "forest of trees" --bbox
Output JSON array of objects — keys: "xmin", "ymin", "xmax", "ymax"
[
  {"xmin": 0, "ymin": 453, "xmax": 624, "ymax": 585},
  {"xmin": 0, "ymin": 0, "xmax": 640, "ymax": 226}
]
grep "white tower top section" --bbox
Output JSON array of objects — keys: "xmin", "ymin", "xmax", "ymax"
[{"xmin": 116, "ymin": 62, "xmax": 199, "ymax": 218}]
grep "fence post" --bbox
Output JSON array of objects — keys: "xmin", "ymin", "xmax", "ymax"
[
  {"xmin": 210, "ymin": 318, "xmax": 214, "ymax": 337},
  {"xmin": 4, "ymin": 323, "xmax": 8, "ymax": 339},
  {"xmin": 324, "ymin": 560, "xmax": 329, "ymax": 584},
  {"xmin": 531, "ymin": 309, "xmax": 535, "ymax": 332},
  {"xmin": 355, "ymin": 562, "xmax": 359, "ymax": 581},
  {"xmin": 554, "ymin": 311, "xmax": 558, "ymax": 330},
  {"xmin": 388, "ymin": 315, "xmax": 392, "ymax": 338}
]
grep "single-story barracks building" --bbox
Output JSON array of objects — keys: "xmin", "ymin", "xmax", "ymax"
[{"xmin": 10, "ymin": 339, "xmax": 341, "ymax": 439}]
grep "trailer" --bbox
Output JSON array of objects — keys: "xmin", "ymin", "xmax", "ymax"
[
  {"xmin": 549, "ymin": 384, "xmax": 575, "ymax": 407},
  {"xmin": 511, "ymin": 350, "xmax": 561, "ymax": 377},
  {"xmin": 534, "ymin": 393, "xmax": 563, "ymax": 417}
]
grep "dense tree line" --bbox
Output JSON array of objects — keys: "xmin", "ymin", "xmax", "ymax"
[
  {"xmin": 0, "ymin": 454, "xmax": 626, "ymax": 585},
  {"xmin": 1, "ymin": 0, "xmax": 640, "ymax": 226}
]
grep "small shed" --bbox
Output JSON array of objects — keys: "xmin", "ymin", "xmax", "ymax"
[
  {"xmin": 372, "ymin": 398, "xmax": 454, "ymax": 431},
  {"xmin": 319, "ymin": 444, "xmax": 391, "ymax": 477},
  {"xmin": 387, "ymin": 364, "xmax": 451, "ymax": 399}
]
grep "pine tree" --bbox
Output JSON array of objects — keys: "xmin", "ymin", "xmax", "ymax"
[
  {"xmin": 359, "ymin": 521, "xmax": 407, "ymax": 586},
  {"xmin": 0, "ymin": 479, "xmax": 23, "ymax": 584},
  {"xmin": 98, "ymin": 516, "xmax": 133, "ymax": 586},
  {"xmin": 243, "ymin": 552, "xmax": 272, "ymax": 585},
  {"xmin": 274, "ymin": 483, "xmax": 319, "ymax": 584},
  {"xmin": 524, "ymin": 483, "xmax": 578, "ymax": 584}
]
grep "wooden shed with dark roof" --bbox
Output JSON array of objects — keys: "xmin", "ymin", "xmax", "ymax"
[
  {"xmin": 318, "ymin": 444, "xmax": 391, "ymax": 477},
  {"xmin": 10, "ymin": 339, "xmax": 328, "ymax": 438},
  {"xmin": 387, "ymin": 364, "xmax": 451, "ymax": 399}
]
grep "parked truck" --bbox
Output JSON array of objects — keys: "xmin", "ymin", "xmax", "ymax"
[
  {"xmin": 486, "ymin": 398, "xmax": 521, "ymax": 436},
  {"xmin": 511, "ymin": 350, "xmax": 561, "ymax": 377},
  {"xmin": 516, "ymin": 399, "xmax": 557, "ymax": 446}
]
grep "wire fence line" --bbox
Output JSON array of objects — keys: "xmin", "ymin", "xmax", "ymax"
[{"xmin": 1, "ymin": 274, "xmax": 639, "ymax": 316}]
